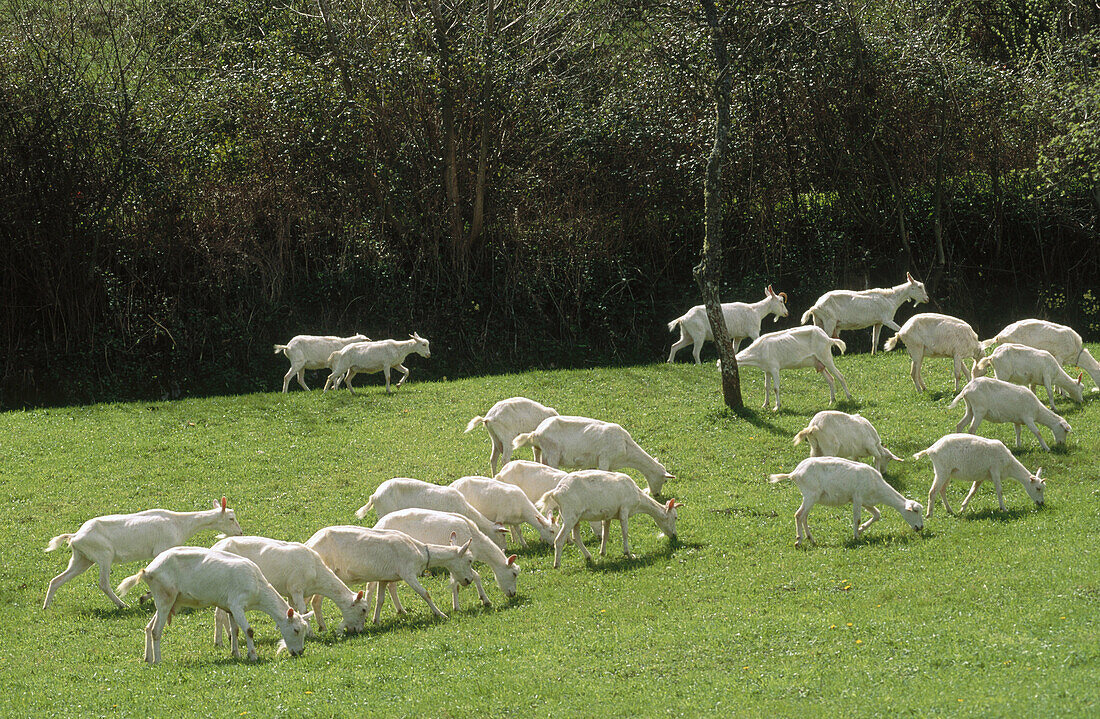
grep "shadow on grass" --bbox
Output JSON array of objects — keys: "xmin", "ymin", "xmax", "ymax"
[
  {"xmin": 582, "ymin": 538, "xmax": 703, "ymax": 574},
  {"xmin": 706, "ymin": 406, "xmax": 786, "ymax": 435},
  {"xmin": 959, "ymin": 505, "xmax": 1037, "ymax": 522},
  {"xmin": 840, "ymin": 529, "xmax": 931, "ymax": 549},
  {"xmin": 707, "ymin": 506, "xmax": 779, "ymax": 520},
  {"xmin": 833, "ymin": 398, "xmax": 863, "ymax": 413}
]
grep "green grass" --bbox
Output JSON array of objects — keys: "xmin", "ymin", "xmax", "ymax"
[{"xmin": 4, "ymin": 351, "xmax": 1100, "ymax": 717}]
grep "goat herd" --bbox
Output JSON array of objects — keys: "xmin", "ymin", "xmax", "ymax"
[{"xmin": 40, "ymin": 274, "xmax": 1098, "ymax": 665}]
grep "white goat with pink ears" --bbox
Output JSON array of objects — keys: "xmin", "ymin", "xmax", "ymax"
[
  {"xmin": 43, "ymin": 497, "xmax": 243, "ymax": 610},
  {"xmin": 800, "ymin": 273, "xmax": 929, "ymax": 353},
  {"xmin": 465, "ymin": 397, "xmax": 560, "ymax": 475},
  {"xmin": 730, "ymin": 325, "xmax": 852, "ymax": 411},
  {"xmin": 274, "ymin": 333, "xmax": 368, "ymax": 392},
  {"xmin": 666, "ymin": 285, "xmax": 789, "ymax": 364},
  {"xmin": 116, "ymin": 546, "xmax": 313, "ymax": 664}
]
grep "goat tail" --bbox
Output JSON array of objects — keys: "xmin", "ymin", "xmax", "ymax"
[
  {"xmin": 948, "ymin": 389, "xmax": 967, "ymax": 409},
  {"xmin": 974, "ymin": 356, "xmax": 993, "ymax": 376},
  {"xmin": 116, "ymin": 570, "xmax": 145, "ymax": 599},
  {"xmin": 912, "ymin": 449, "xmax": 929, "ymax": 461},
  {"xmin": 512, "ymin": 432, "xmax": 536, "ymax": 451},
  {"xmin": 667, "ymin": 316, "xmax": 684, "ymax": 333},
  {"xmin": 792, "ymin": 428, "xmax": 813, "ymax": 446},
  {"xmin": 882, "ymin": 446, "xmax": 903, "ymax": 463},
  {"xmin": 45, "ymin": 534, "xmax": 74, "ymax": 552},
  {"xmin": 799, "ymin": 307, "xmax": 816, "ymax": 325},
  {"xmin": 830, "ymin": 338, "xmax": 847, "ymax": 355},
  {"xmin": 980, "ymin": 337, "xmax": 998, "ymax": 351},
  {"xmin": 768, "ymin": 472, "xmax": 791, "ymax": 484},
  {"xmin": 354, "ymin": 498, "xmax": 375, "ymax": 520},
  {"xmin": 883, "ymin": 335, "xmax": 900, "ymax": 352},
  {"xmin": 464, "ymin": 416, "xmax": 486, "ymax": 433},
  {"xmin": 273, "ymin": 344, "xmax": 289, "ymax": 355}
]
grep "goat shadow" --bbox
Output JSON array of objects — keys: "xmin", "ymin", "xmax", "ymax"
[
  {"xmin": 958, "ymin": 505, "xmax": 1038, "ymax": 522},
  {"xmin": 839, "ymin": 530, "xmax": 931, "ymax": 549},
  {"xmin": 580, "ymin": 538, "xmax": 702, "ymax": 574}
]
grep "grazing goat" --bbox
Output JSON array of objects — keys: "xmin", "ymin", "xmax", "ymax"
[
  {"xmin": 512, "ymin": 415, "xmax": 675, "ymax": 496},
  {"xmin": 536, "ymin": 469, "xmax": 681, "ymax": 569},
  {"xmin": 666, "ymin": 286, "xmax": 789, "ymax": 364},
  {"xmin": 355, "ymin": 477, "xmax": 507, "ymax": 549},
  {"xmin": 493, "ymin": 460, "xmax": 569, "ymax": 505},
  {"xmin": 973, "ymin": 343, "xmax": 1084, "ymax": 411},
  {"xmin": 210, "ymin": 535, "xmax": 369, "ymax": 640},
  {"xmin": 323, "ymin": 333, "xmax": 430, "ymax": 394},
  {"xmin": 769, "ymin": 457, "xmax": 923, "ymax": 547},
  {"xmin": 274, "ymin": 333, "xmax": 368, "ymax": 393},
  {"xmin": 800, "ymin": 273, "xmax": 929, "ymax": 353},
  {"xmin": 116, "ymin": 546, "xmax": 312, "ymax": 664},
  {"xmin": 883, "ymin": 313, "xmax": 983, "ymax": 392},
  {"xmin": 913, "ymin": 433, "xmax": 1046, "ymax": 518},
  {"xmin": 950, "ymin": 376, "xmax": 1071, "ymax": 451},
  {"xmin": 731, "ymin": 326, "xmax": 851, "ymax": 411},
  {"xmin": 374, "ymin": 508, "xmax": 520, "ymax": 609},
  {"xmin": 982, "ymin": 318, "xmax": 1100, "ymax": 389},
  {"xmin": 43, "ymin": 497, "xmax": 242, "ymax": 610},
  {"xmin": 465, "ymin": 397, "xmax": 560, "ymax": 474},
  {"xmin": 450, "ymin": 475, "xmax": 559, "ymax": 546},
  {"xmin": 793, "ymin": 410, "xmax": 902, "ymax": 474},
  {"xmin": 304, "ymin": 525, "xmax": 473, "ymax": 625}
]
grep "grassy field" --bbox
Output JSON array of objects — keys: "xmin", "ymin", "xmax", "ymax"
[{"xmin": 4, "ymin": 350, "xmax": 1099, "ymax": 717}]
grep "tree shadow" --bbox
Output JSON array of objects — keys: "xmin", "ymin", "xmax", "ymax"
[{"xmin": 707, "ymin": 406, "xmax": 786, "ymax": 435}]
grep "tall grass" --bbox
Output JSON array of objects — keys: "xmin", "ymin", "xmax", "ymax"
[{"xmin": 4, "ymin": 350, "xmax": 1099, "ymax": 716}]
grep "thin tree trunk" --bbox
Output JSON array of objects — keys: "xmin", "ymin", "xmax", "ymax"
[
  {"xmin": 698, "ymin": 0, "xmax": 742, "ymax": 409},
  {"xmin": 468, "ymin": 0, "xmax": 495, "ymax": 251},
  {"xmin": 430, "ymin": 0, "xmax": 466, "ymax": 278},
  {"xmin": 316, "ymin": 0, "xmax": 353, "ymax": 99}
]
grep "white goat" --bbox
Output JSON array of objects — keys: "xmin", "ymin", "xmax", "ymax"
[
  {"xmin": 116, "ymin": 546, "xmax": 312, "ymax": 664},
  {"xmin": 950, "ymin": 376, "xmax": 1071, "ymax": 451},
  {"xmin": 323, "ymin": 333, "xmax": 431, "ymax": 393},
  {"xmin": 731, "ymin": 325, "xmax": 851, "ymax": 411},
  {"xmin": 768, "ymin": 457, "xmax": 924, "ymax": 547},
  {"xmin": 793, "ymin": 410, "xmax": 902, "ymax": 473},
  {"xmin": 274, "ymin": 333, "xmax": 368, "ymax": 393},
  {"xmin": 355, "ymin": 477, "xmax": 507, "ymax": 550},
  {"xmin": 304, "ymin": 525, "xmax": 473, "ymax": 625},
  {"xmin": 982, "ymin": 318, "xmax": 1100, "ymax": 389},
  {"xmin": 374, "ymin": 508, "xmax": 520, "ymax": 609},
  {"xmin": 450, "ymin": 475, "xmax": 559, "ymax": 547},
  {"xmin": 883, "ymin": 312, "xmax": 984, "ymax": 392},
  {"xmin": 465, "ymin": 397, "xmax": 560, "ymax": 474},
  {"xmin": 536, "ymin": 469, "xmax": 682, "ymax": 569},
  {"xmin": 210, "ymin": 535, "xmax": 369, "ymax": 641},
  {"xmin": 666, "ymin": 286, "xmax": 789, "ymax": 364},
  {"xmin": 973, "ymin": 342, "xmax": 1084, "ymax": 411},
  {"xmin": 800, "ymin": 273, "xmax": 929, "ymax": 352},
  {"xmin": 43, "ymin": 497, "xmax": 242, "ymax": 610},
  {"xmin": 493, "ymin": 460, "xmax": 569, "ymax": 504},
  {"xmin": 913, "ymin": 433, "xmax": 1046, "ymax": 518},
  {"xmin": 512, "ymin": 415, "xmax": 675, "ymax": 496}
]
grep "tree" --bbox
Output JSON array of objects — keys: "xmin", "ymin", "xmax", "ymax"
[{"xmin": 696, "ymin": 0, "xmax": 743, "ymax": 408}]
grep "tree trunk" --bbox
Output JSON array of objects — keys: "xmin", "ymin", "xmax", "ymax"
[
  {"xmin": 698, "ymin": 0, "xmax": 742, "ymax": 410},
  {"xmin": 316, "ymin": 0, "xmax": 353, "ymax": 99},
  {"xmin": 468, "ymin": 0, "xmax": 496, "ymax": 251},
  {"xmin": 430, "ymin": 0, "xmax": 466, "ymax": 280}
]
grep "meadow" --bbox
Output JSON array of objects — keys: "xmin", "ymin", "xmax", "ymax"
[{"xmin": 3, "ymin": 350, "xmax": 1099, "ymax": 717}]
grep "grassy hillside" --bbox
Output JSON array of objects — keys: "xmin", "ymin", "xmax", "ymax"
[{"xmin": 4, "ymin": 350, "xmax": 1099, "ymax": 717}]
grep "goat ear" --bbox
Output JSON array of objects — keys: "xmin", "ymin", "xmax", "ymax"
[
  {"xmin": 220, "ymin": 497, "xmax": 227, "ymax": 511},
  {"xmin": 1035, "ymin": 466, "xmax": 1043, "ymax": 479},
  {"xmin": 450, "ymin": 531, "xmax": 458, "ymax": 545},
  {"xmin": 766, "ymin": 285, "xmax": 774, "ymax": 295},
  {"xmin": 460, "ymin": 539, "xmax": 472, "ymax": 555},
  {"xmin": 507, "ymin": 554, "xmax": 517, "ymax": 566},
  {"xmin": 355, "ymin": 590, "xmax": 365, "ymax": 602},
  {"xmin": 287, "ymin": 607, "xmax": 296, "ymax": 619},
  {"xmin": 664, "ymin": 472, "xmax": 675, "ymax": 479},
  {"xmin": 907, "ymin": 271, "xmax": 915, "ymax": 282},
  {"xmin": 1078, "ymin": 372, "xmax": 1084, "ymax": 383},
  {"xmin": 666, "ymin": 498, "xmax": 676, "ymax": 510}
]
